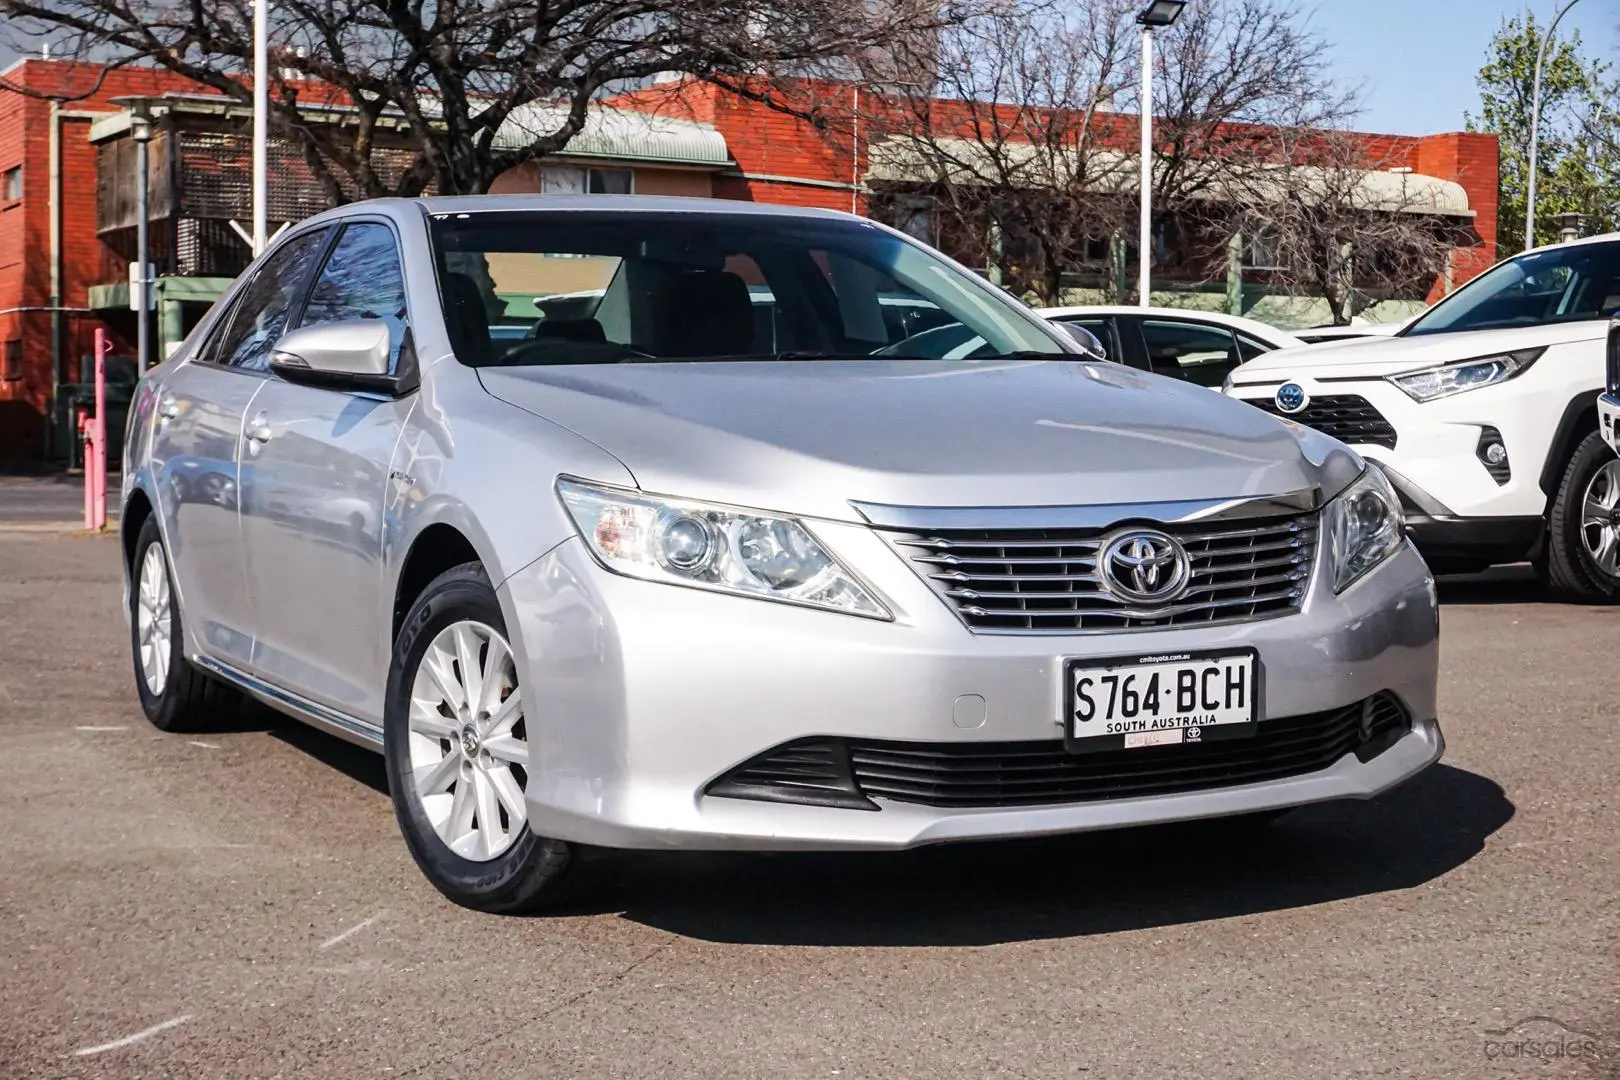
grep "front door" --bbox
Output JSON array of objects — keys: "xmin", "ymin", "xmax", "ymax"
[{"xmin": 237, "ymin": 221, "xmax": 415, "ymax": 724}]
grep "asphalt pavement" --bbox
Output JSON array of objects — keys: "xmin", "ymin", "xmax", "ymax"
[{"xmin": 0, "ymin": 532, "xmax": 1614, "ymax": 1079}]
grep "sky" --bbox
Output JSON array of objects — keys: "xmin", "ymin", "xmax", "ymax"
[{"xmin": 1309, "ymin": 0, "xmax": 1619, "ymax": 135}]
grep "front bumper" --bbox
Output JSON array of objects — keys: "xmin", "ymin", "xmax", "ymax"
[{"xmin": 499, "ymin": 526, "xmax": 1441, "ymax": 852}]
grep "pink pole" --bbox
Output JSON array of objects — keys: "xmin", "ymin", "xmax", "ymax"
[{"xmin": 91, "ymin": 328, "xmax": 110, "ymax": 531}]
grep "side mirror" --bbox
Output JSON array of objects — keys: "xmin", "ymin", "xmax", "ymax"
[
  {"xmin": 1056, "ymin": 322, "xmax": 1108, "ymax": 362},
  {"xmin": 269, "ymin": 319, "xmax": 417, "ymax": 396}
]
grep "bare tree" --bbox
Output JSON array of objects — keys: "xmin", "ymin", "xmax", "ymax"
[
  {"xmin": 853, "ymin": 0, "xmax": 1139, "ymax": 305},
  {"xmin": 1226, "ymin": 130, "xmax": 1458, "ymax": 325},
  {"xmin": 0, "ymin": 0, "xmax": 951, "ymax": 202},
  {"xmin": 807, "ymin": 0, "xmax": 1366, "ymax": 307}
]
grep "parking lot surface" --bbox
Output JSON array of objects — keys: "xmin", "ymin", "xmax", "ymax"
[{"xmin": 0, "ymin": 531, "xmax": 1615, "ymax": 1079}]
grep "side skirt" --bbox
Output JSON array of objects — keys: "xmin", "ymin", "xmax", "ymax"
[{"xmin": 194, "ymin": 655, "xmax": 385, "ymax": 752}]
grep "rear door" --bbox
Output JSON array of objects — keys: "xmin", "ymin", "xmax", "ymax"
[
  {"xmin": 147, "ymin": 229, "xmax": 331, "ymax": 668},
  {"xmin": 236, "ymin": 220, "xmax": 416, "ymax": 724}
]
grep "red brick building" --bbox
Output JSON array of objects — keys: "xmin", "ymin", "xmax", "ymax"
[{"xmin": 0, "ymin": 59, "xmax": 1500, "ymax": 462}]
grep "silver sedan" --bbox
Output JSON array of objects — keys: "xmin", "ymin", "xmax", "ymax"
[{"xmin": 121, "ymin": 195, "xmax": 1442, "ymax": 913}]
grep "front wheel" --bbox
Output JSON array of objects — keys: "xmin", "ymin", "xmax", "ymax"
[
  {"xmin": 1540, "ymin": 432, "xmax": 1620, "ymax": 603},
  {"xmin": 382, "ymin": 562, "xmax": 587, "ymax": 914}
]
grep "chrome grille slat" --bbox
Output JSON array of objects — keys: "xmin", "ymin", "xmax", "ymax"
[{"xmin": 889, "ymin": 512, "xmax": 1317, "ymax": 634}]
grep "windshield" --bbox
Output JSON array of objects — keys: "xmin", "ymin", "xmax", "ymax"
[
  {"xmin": 427, "ymin": 210, "xmax": 1068, "ymax": 366},
  {"xmin": 1403, "ymin": 238, "xmax": 1620, "ymax": 337}
]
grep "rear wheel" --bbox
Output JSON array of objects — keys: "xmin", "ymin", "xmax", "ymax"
[
  {"xmin": 383, "ymin": 562, "xmax": 590, "ymax": 914},
  {"xmin": 129, "ymin": 517, "xmax": 232, "ymax": 731},
  {"xmin": 1540, "ymin": 432, "xmax": 1620, "ymax": 603}
]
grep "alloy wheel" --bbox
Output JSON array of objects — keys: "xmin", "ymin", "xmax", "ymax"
[
  {"xmin": 136, "ymin": 545, "xmax": 173, "ymax": 696},
  {"xmin": 406, "ymin": 620, "xmax": 528, "ymax": 861},
  {"xmin": 1580, "ymin": 458, "xmax": 1620, "ymax": 580}
]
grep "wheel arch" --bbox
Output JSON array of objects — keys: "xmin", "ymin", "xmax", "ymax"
[
  {"xmin": 1538, "ymin": 393, "xmax": 1601, "ymax": 504},
  {"xmin": 121, "ymin": 485, "xmax": 157, "ymax": 574},
  {"xmin": 391, "ymin": 519, "xmax": 491, "ymax": 645}
]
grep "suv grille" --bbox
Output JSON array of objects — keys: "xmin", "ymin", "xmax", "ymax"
[
  {"xmin": 1251, "ymin": 395, "xmax": 1398, "ymax": 449},
  {"xmin": 889, "ymin": 513, "xmax": 1317, "ymax": 633},
  {"xmin": 707, "ymin": 695, "xmax": 1412, "ymax": 810}
]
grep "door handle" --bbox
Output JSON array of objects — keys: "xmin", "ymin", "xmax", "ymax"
[
  {"xmin": 157, "ymin": 394, "xmax": 180, "ymax": 422},
  {"xmin": 245, "ymin": 413, "xmax": 273, "ymax": 445}
]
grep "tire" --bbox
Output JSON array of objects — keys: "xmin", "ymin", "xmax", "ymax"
[
  {"xmin": 1539, "ymin": 431, "xmax": 1620, "ymax": 603},
  {"xmin": 129, "ymin": 516, "xmax": 232, "ymax": 731},
  {"xmin": 382, "ymin": 561, "xmax": 590, "ymax": 914}
]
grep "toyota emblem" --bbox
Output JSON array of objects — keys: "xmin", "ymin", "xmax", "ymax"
[
  {"xmin": 1098, "ymin": 529, "xmax": 1191, "ymax": 605},
  {"xmin": 1275, "ymin": 382, "xmax": 1309, "ymax": 414}
]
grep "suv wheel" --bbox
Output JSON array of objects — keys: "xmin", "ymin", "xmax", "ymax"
[
  {"xmin": 130, "ymin": 516, "xmax": 233, "ymax": 730},
  {"xmin": 1540, "ymin": 431, "xmax": 1620, "ymax": 602},
  {"xmin": 383, "ymin": 562, "xmax": 588, "ymax": 914}
]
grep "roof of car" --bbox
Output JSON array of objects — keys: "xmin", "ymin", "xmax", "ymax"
[
  {"xmin": 1035, "ymin": 305, "xmax": 1303, "ymax": 345},
  {"xmin": 396, "ymin": 194, "xmax": 868, "ymax": 221},
  {"xmin": 1523, "ymin": 231, "xmax": 1620, "ymax": 255}
]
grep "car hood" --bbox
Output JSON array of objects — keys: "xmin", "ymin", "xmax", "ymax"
[
  {"xmin": 1231, "ymin": 321, "xmax": 1609, "ymax": 382},
  {"xmin": 480, "ymin": 360, "xmax": 1361, "ymax": 522}
]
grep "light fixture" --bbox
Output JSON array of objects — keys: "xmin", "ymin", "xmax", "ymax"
[{"xmin": 1137, "ymin": 0, "xmax": 1188, "ymax": 27}]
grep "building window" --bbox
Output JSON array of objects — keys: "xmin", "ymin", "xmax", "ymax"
[
  {"xmin": 539, "ymin": 165, "xmax": 633, "ymax": 195},
  {"xmin": 1244, "ymin": 230, "xmax": 1287, "ymax": 271},
  {"xmin": 2, "ymin": 340, "xmax": 21, "ymax": 381},
  {"xmin": 2, "ymin": 166, "xmax": 20, "ymax": 201},
  {"xmin": 587, "ymin": 168, "xmax": 633, "ymax": 195}
]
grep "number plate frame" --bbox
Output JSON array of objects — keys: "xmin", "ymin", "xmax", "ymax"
[{"xmin": 1062, "ymin": 647, "xmax": 1262, "ymax": 755}]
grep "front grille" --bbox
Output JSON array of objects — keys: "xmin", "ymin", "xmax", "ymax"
[
  {"xmin": 889, "ymin": 513, "xmax": 1316, "ymax": 633},
  {"xmin": 706, "ymin": 694, "xmax": 1412, "ymax": 810},
  {"xmin": 1251, "ymin": 394, "xmax": 1398, "ymax": 449}
]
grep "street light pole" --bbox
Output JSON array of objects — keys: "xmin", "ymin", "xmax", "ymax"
[
  {"xmin": 131, "ymin": 105, "xmax": 152, "ymax": 374},
  {"xmin": 1139, "ymin": 25, "xmax": 1153, "ymax": 307},
  {"xmin": 1135, "ymin": 1, "xmax": 1186, "ymax": 307},
  {"xmin": 252, "ymin": 0, "xmax": 268, "ymax": 255},
  {"xmin": 1526, "ymin": 0, "xmax": 1583, "ymax": 252}
]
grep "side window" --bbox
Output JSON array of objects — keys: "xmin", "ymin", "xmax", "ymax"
[
  {"xmin": 299, "ymin": 223, "xmax": 409, "ymax": 371},
  {"xmin": 214, "ymin": 229, "xmax": 331, "ymax": 371},
  {"xmin": 1235, "ymin": 333, "xmax": 1274, "ymax": 363},
  {"xmin": 1140, "ymin": 320, "xmax": 1241, "ymax": 388}
]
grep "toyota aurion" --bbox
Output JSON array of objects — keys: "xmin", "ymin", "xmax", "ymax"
[{"xmin": 122, "ymin": 196, "xmax": 1442, "ymax": 913}]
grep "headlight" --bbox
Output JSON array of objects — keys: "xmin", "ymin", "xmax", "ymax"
[
  {"xmin": 1388, "ymin": 348, "xmax": 1545, "ymax": 402},
  {"xmin": 1324, "ymin": 467, "xmax": 1405, "ymax": 593},
  {"xmin": 556, "ymin": 479, "xmax": 890, "ymax": 619}
]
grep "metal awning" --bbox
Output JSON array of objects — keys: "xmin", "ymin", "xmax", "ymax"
[
  {"xmin": 89, "ymin": 94, "xmax": 732, "ymax": 170},
  {"xmin": 866, "ymin": 138, "xmax": 1474, "ymax": 218}
]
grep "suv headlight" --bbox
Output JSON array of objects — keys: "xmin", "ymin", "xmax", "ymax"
[
  {"xmin": 556, "ymin": 479, "xmax": 890, "ymax": 619},
  {"xmin": 1388, "ymin": 348, "xmax": 1545, "ymax": 402},
  {"xmin": 1324, "ymin": 467, "xmax": 1405, "ymax": 592}
]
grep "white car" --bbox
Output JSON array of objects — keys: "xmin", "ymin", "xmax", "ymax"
[
  {"xmin": 1038, "ymin": 306, "xmax": 1303, "ymax": 388},
  {"xmin": 1225, "ymin": 233, "xmax": 1620, "ymax": 598}
]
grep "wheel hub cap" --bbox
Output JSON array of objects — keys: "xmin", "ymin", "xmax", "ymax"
[
  {"xmin": 405, "ymin": 620, "xmax": 529, "ymax": 862},
  {"xmin": 135, "ymin": 545, "xmax": 173, "ymax": 696},
  {"xmin": 1580, "ymin": 458, "xmax": 1620, "ymax": 580}
]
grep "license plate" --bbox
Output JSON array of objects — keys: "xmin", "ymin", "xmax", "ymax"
[{"xmin": 1064, "ymin": 648, "xmax": 1259, "ymax": 753}]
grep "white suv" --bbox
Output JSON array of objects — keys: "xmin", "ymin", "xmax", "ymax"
[{"xmin": 1225, "ymin": 234, "xmax": 1620, "ymax": 600}]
